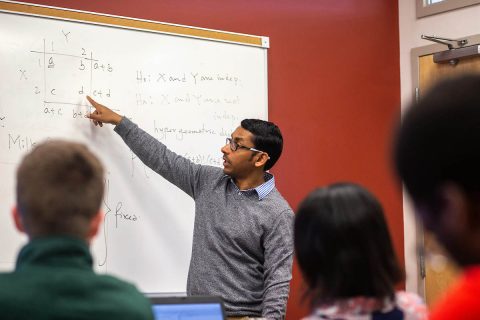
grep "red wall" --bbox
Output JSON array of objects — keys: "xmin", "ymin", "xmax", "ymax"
[{"xmin": 22, "ymin": 1, "xmax": 402, "ymax": 318}]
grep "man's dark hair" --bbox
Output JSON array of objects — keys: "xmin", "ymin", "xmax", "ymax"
[
  {"xmin": 16, "ymin": 140, "xmax": 104, "ymax": 239},
  {"xmin": 240, "ymin": 119, "xmax": 283, "ymax": 171},
  {"xmin": 394, "ymin": 74, "xmax": 480, "ymax": 207},
  {"xmin": 294, "ymin": 183, "xmax": 403, "ymax": 307}
]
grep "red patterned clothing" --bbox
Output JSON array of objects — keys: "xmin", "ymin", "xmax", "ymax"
[
  {"xmin": 429, "ymin": 266, "xmax": 480, "ymax": 320},
  {"xmin": 303, "ymin": 292, "xmax": 427, "ymax": 320}
]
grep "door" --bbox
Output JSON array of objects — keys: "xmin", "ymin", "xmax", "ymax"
[{"xmin": 417, "ymin": 51, "xmax": 480, "ymax": 306}]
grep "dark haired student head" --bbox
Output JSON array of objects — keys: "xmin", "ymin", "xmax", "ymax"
[
  {"xmin": 394, "ymin": 74, "xmax": 480, "ymax": 320},
  {"xmin": 0, "ymin": 140, "xmax": 153, "ymax": 320},
  {"xmin": 294, "ymin": 183, "xmax": 426, "ymax": 320}
]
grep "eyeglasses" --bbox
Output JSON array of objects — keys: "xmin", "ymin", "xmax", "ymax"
[{"xmin": 225, "ymin": 137, "xmax": 265, "ymax": 154}]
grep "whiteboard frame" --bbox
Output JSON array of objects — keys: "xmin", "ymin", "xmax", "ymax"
[
  {"xmin": 0, "ymin": 0, "xmax": 270, "ymax": 48},
  {"xmin": 0, "ymin": 0, "xmax": 270, "ymax": 293}
]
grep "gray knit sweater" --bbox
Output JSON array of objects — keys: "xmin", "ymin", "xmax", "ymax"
[{"xmin": 114, "ymin": 118, "xmax": 293, "ymax": 319}]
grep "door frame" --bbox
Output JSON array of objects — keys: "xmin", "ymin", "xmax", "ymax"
[{"xmin": 408, "ymin": 33, "xmax": 480, "ymax": 298}]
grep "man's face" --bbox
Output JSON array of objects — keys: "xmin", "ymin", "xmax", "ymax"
[{"xmin": 221, "ymin": 126, "xmax": 258, "ymax": 179}]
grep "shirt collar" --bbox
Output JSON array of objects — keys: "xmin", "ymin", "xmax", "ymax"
[
  {"xmin": 313, "ymin": 296, "xmax": 395, "ymax": 317},
  {"xmin": 16, "ymin": 236, "xmax": 92, "ymax": 271},
  {"xmin": 229, "ymin": 172, "xmax": 275, "ymax": 200}
]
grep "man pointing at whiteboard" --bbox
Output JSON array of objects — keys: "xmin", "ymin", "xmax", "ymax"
[{"xmin": 87, "ymin": 96, "xmax": 293, "ymax": 320}]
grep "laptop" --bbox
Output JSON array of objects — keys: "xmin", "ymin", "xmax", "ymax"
[{"xmin": 148, "ymin": 296, "xmax": 226, "ymax": 320}]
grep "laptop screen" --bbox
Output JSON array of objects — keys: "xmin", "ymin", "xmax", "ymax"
[{"xmin": 149, "ymin": 296, "xmax": 226, "ymax": 320}]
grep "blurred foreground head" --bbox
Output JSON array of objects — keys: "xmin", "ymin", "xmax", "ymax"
[{"xmin": 394, "ymin": 74, "xmax": 480, "ymax": 266}]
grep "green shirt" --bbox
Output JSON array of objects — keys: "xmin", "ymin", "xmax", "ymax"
[{"xmin": 0, "ymin": 236, "xmax": 153, "ymax": 320}]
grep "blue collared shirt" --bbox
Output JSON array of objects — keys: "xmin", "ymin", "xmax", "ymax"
[{"xmin": 230, "ymin": 172, "xmax": 275, "ymax": 200}]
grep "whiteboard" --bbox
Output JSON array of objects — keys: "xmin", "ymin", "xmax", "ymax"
[{"xmin": 0, "ymin": 3, "xmax": 268, "ymax": 294}]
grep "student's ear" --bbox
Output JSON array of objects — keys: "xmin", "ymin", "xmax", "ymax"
[
  {"xmin": 436, "ymin": 183, "xmax": 470, "ymax": 236},
  {"xmin": 87, "ymin": 210, "xmax": 104, "ymax": 243},
  {"xmin": 254, "ymin": 153, "xmax": 270, "ymax": 169},
  {"xmin": 416, "ymin": 184, "xmax": 468, "ymax": 233},
  {"xmin": 12, "ymin": 206, "xmax": 25, "ymax": 233}
]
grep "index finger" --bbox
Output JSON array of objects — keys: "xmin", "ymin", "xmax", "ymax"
[{"xmin": 86, "ymin": 95, "xmax": 102, "ymax": 110}]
